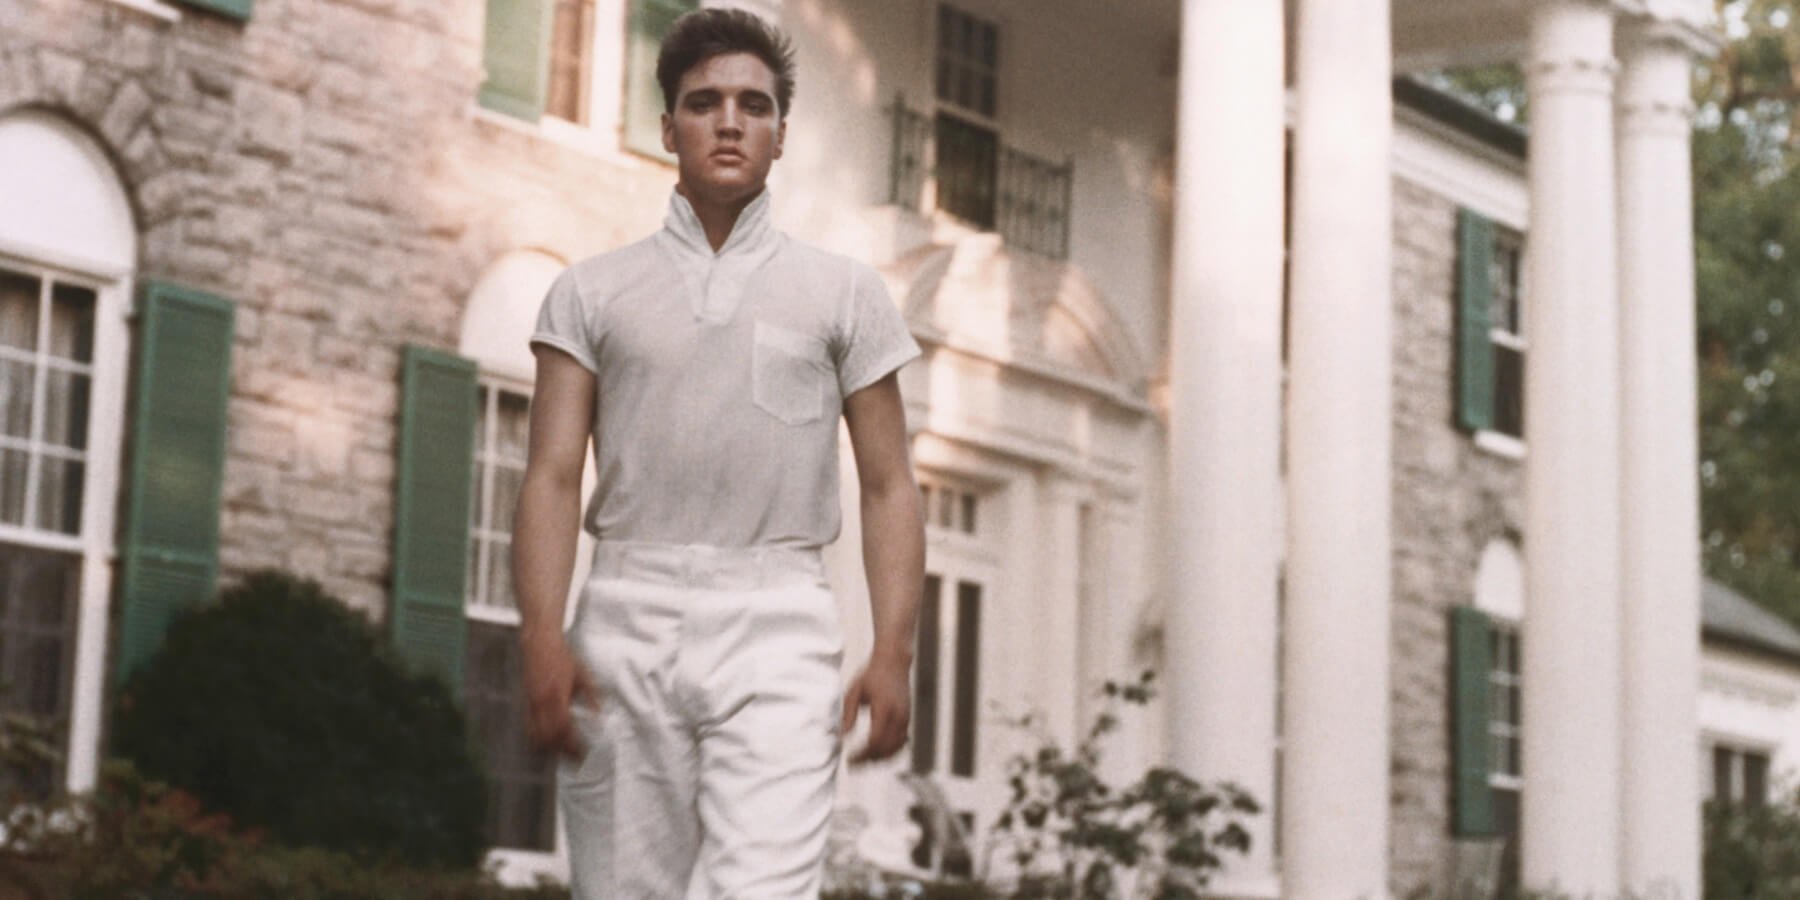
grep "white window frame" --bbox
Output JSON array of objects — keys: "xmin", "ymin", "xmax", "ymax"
[
  {"xmin": 1709, "ymin": 740, "xmax": 1774, "ymax": 806},
  {"xmin": 0, "ymin": 249, "xmax": 129, "ymax": 798},
  {"xmin": 1479, "ymin": 224, "xmax": 1527, "ymax": 455},
  {"xmin": 473, "ymin": 0, "xmax": 670, "ymax": 169},
  {"xmin": 466, "ymin": 375, "xmax": 532, "ymax": 625},
  {"xmin": 907, "ymin": 474, "xmax": 998, "ymax": 879}
]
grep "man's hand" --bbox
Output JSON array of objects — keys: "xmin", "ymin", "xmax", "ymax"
[
  {"xmin": 521, "ymin": 631, "xmax": 599, "ymax": 761},
  {"xmin": 841, "ymin": 651, "xmax": 912, "ymax": 764}
]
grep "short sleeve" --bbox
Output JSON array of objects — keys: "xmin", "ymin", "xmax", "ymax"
[
  {"xmin": 835, "ymin": 263, "xmax": 922, "ymax": 398},
  {"xmin": 529, "ymin": 267, "xmax": 599, "ymax": 374}
]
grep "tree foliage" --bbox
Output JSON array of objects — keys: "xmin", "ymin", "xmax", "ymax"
[{"xmin": 1694, "ymin": 0, "xmax": 1800, "ymax": 621}]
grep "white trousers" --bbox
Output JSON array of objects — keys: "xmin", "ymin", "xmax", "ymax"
[{"xmin": 560, "ymin": 541, "xmax": 844, "ymax": 899}]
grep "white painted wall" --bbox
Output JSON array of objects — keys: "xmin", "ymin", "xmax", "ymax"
[
  {"xmin": 1700, "ymin": 646, "xmax": 1800, "ymax": 796},
  {"xmin": 773, "ymin": 0, "xmax": 1176, "ymax": 361}
]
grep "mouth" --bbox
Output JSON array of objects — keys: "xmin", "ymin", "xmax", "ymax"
[{"xmin": 711, "ymin": 149, "xmax": 746, "ymax": 162}]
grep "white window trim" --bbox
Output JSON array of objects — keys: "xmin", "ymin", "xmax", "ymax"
[
  {"xmin": 0, "ymin": 252, "xmax": 130, "ymax": 797},
  {"xmin": 100, "ymin": 0, "xmax": 182, "ymax": 23}
]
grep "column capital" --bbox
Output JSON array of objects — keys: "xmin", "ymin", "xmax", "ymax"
[
  {"xmin": 1616, "ymin": 21, "xmax": 1699, "ymax": 138},
  {"xmin": 1527, "ymin": 0, "xmax": 1620, "ymax": 98}
]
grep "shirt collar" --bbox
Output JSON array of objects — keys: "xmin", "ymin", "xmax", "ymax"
[{"xmin": 663, "ymin": 187, "xmax": 774, "ymax": 258}]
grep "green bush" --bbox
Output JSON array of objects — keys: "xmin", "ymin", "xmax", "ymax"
[
  {"xmin": 1705, "ymin": 795, "xmax": 1800, "ymax": 899},
  {"xmin": 111, "ymin": 571, "xmax": 488, "ymax": 870}
]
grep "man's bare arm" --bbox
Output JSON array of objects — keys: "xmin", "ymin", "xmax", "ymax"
[
  {"xmin": 839, "ymin": 372, "xmax": 924, "ymax": 764},
  {"xmin": 514, "ymin": 346, "xmax": 598, "ymax": 759}
]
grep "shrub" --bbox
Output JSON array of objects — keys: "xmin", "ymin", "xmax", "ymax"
[
  {"xmin": 987, "ymin": 671, "xmax": 1259, "ymax": 900},
  {"xmin": 1704, "ymin": 794, "xmax": 1800, "ymax": 899},
  {"xmin": 111, "ymin": 571, "xmax": 488, "ymax": 870}
]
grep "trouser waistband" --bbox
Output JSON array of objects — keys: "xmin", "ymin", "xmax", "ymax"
[{"xmin": 588, "ymin": 540, "xmax": 825, "ymax": 591}]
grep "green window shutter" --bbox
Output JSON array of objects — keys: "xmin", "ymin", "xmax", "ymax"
[
  {"xmin": 1455, "ymin": 207, "xmax": 1496, "ymax": 433},
  {"xmin": 392, "ymin": 346, "xmax": 478, "ymax": 694},
  {"xmin": 116, "ymin": 283, "xmax": 236, "ymax": 684},
  {"xmin": 479, "ymin": 0, "xmax": 556, "ymax": 121},
  {"xmin": 174, "ymin": 0, "xmax": 252, "ymax": 21},
  {"xmin": 623, "ymin": 0, "xmax": 698, "ymax": 161},
  {"xmin": 1450, "ymin": 605, "xmax": 1496, "ymax": 837}
]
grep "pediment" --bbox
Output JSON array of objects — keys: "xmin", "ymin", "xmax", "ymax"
[{"xmin": 877, "ymin": 234, "xmax": 1149, "ymax": 391}]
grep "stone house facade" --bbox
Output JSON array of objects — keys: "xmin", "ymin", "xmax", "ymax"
[{"xmin": 0, "ymin": 0, "xmax": 1722, "ymax": 895}]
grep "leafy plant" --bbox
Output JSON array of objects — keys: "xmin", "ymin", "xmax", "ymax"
[{"xmin": 986, "ymin": 671, "xmax": 1259, "ymax": 900}]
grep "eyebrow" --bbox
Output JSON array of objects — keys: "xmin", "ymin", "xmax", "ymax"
[{"xmin": 682, "ymin": 87, "xmax": 777, "ymax": 107}]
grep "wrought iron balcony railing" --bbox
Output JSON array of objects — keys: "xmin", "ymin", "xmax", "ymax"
[{"xmin": 888, "ymin": 95, "xmax": 1073, "ymax": 260}]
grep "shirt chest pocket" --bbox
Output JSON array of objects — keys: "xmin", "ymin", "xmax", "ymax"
[{"xmin": 751, "ymin": 321, "xmax": 829, "ymax": 426}]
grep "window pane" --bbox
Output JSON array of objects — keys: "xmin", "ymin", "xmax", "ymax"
[
  {"xmin": 463, "ymin": 620, "xmax": 556, "ymax": 851},
  {"xmin": 492, "ymin": 466, "xmax": 523, "ymax": 535},
  {"xmin": 1713, "ymin": 746, "xmax": 1733, "ymax": 801},
  {"xmin": 470, "ymin": 459, "xmax": 488, "ymax": 531},
  {"xmin": 49, "ymin": 284, "xmax": 95, "ymax": 364},
  {"xmin": 0, "ymin": 271, "xmax": 39, "ymax": 352},
  {"xmin": 42, "ymin": 370, "xmax": 89, "ymax": 451},
  {"xmin": 912, "ymin": 574, "xmax": 942, "ymax": 775},
  {"xmin": 486, "ymin": 540, "xmax": 515, "ymax": 611},
  {"xmin": 0, "ymin": 450, "xmax": 26, "ymax": 526},
  {"xmin": 0, "ymin": 360, "xmax": 32, "ymax": 439},
  {"xmin": 546, "ymin": 0, "xmax": 593, "ymax": 124},
  {"xmin": 496, "ymin": 391, "xmax": 531, "ymax": 462},
  {"xmin": 35, "ymin": 458, "xmax": 82, "ymax": 536},
  {"xmin": 466, "ymin": 529, "xmax": 482, "ymax": 607},
  {"xmin": 1746, "ymin": 752, "xmax": 1770, "ymax": 808},
  {"xmin": 960, "ymin": 493, "xmax": 976, "ymax": 534},
  {"xmin": 934, "ymin": 113, "xmax": 998, "ymax": 229},
  {"xmin": 951, "ymin": 580, "xmax": 981, "ymax": 777},
  {"xmin": 1494, "ymin": 343, "xmax": 1524, "ymax": 439},
  {"xmin": 0, "ymin": 543, "xmax": 79, "ymax": 797}
]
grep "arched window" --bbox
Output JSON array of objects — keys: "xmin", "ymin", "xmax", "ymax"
[
  {"xmin": 0, "ymin": 110, "xmax": 136, "ymax": 794},
  {"xmin": 458, "ymin": 249, "xmax": 583, "ymax": 871}
]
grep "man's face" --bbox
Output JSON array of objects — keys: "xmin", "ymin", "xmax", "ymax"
[{"xmin": 662, "ymin": 52, "xmax": 785, "ymax": 206}]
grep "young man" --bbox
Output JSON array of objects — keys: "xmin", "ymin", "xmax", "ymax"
[{"xmin": 512, "ymin": 8, "xmax": 925, "ymax": 898}]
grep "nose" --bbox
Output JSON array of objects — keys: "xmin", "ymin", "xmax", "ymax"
[{"xmin": 717, "ymin": 100, "xmax": 744, "ymax": 135}]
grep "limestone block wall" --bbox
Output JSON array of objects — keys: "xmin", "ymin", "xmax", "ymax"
[
  {"xmin": 2, "ymin": 0, "xmax": 674, "ymax": 618},
  {"xmin": 1386, "ymin": 174, "xmax": 1526, "ymax": 897}
]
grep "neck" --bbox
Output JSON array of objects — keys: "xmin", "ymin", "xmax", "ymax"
[{"xmin": 677, "ymin": 183, "xmax": 759, "ymax": 252}]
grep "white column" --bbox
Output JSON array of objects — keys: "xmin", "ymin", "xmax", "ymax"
[
  {"xmin": 1521, "ymin": 2, "xmax": 1622, "ymax": 894},
  {"xmin": 1617, "ymin": 22, "xmax": 1701, "ymax": 900},
  {"xmin": 1283, "ymin": 0, "xmax": 1392, "ymax": 895},
  {"xmin": 1166, "ymin": 0, "xmax": 1284, "ymax": 889}
]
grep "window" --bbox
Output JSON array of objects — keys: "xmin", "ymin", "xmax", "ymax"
[
  {"xmin": 468, "ymin": 382, "xmax": 529, "ymax": 617},
  {"xmin": 1487, "ymin": 621, "xmax": 1522, "ymax": 895},
  {"xmin": 933, "ymin": 5, "xmax": 1000, "ymax": 230},
  {"xmin": 1712, "ymin": 744, "xmax": 1771, "ymax": 808},
  {"xmin": 545, "ymin": 0, "xmax": 597, "ymax": 124},
  {"xmin": 476, "ymin": 0, "xmax": 700, "ymax": 168},
  {"xmin": 1488, "ymin": 228, "xmax": 1525, "ymax": 439},
  {"xmin": 920, "ymin": 480, "xmax": 979, "ymax": 536},
  {"xmin": 907, "ymin": 476, "xmax": 993, "ymax": 876},
  {"xmin": 0, "ymin": 265, "xmax": 96, "ymax": 793},
  {"xmin": 463, "ymin": 379, "xmax": 556, "ymax": 852},
  {"xmin": 1455, "ymin": 209, "xmax": 1526, "ymax": 442},
  {"xmin": 0, "ymin": 269, "xmax": 94, "ymax": 540}
]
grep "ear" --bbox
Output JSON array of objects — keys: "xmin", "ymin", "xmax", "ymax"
[
  {"xmin": 774, "ymin": 118, "xmax": 786, "ymax": 161},
  {"xmin": 662, "ymin": 111, "xmax": 675, "ymax": 154}
]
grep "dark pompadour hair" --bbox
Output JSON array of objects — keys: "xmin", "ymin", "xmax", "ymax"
[{"xmin": 656, "ymin": 8, "xmax": 797, "ymax": 117}]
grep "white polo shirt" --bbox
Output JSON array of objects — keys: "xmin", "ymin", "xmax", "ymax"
[{"xmin": 530, "ymin": 189, "xmax": 921, "ymax": 549}]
